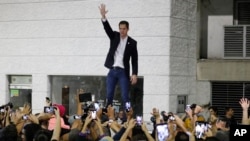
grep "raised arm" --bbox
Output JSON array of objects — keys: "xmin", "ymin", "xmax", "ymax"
[
  {"xmin": 141, "ymin": 122, "xmax": 155, "ymax": 141},
  {"xmin": 98, "ymin": 3, "xmax": 115, "ymax": 39},
  {"xmin": 99, "ymin": 3, "xmax": 108, "ymax": 20},
  {"xmin": 239, "ymin": 98, "xmax": 250, "ymax": 125},
  {"xmin": 51, "ymin": 107, "xmax": 61, "ymax": 141}
]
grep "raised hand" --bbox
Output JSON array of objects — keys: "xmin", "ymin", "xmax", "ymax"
[
  {"xmin": 22, "ymin": 103, "xmax": 31, "ymax": 115},
  {"xmin": 239, "ymin": 98, "xmax": 250, "ymax": 111},
  {"xmin": 98, "ymin": 3, "xmax": 108, "ymax": 19}
]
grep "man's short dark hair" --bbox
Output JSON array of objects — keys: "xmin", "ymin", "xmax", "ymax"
[
  {"xmin": 24, "ymin": 123, "xmax": 42, "ymax": 141},
  {"xmin": 209, "ymin": 106, "xmax": 218, "ymax": 114},
  {"xmin": 2, "ymin": 124, "xmax": 18, "ymax": 141},
  {"xmin": 34, "ymin": 129, "xmax": 52, "ymax": 141},
  {"xmin": 119, "ymin": 20, "xmax": 129, "ymax": 29}
]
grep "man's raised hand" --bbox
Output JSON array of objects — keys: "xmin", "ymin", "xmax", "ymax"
[{"xmin": 99, "ymin": 3, "xmax": 108, "ymax": 19}]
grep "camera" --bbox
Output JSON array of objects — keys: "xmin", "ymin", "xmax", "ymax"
[
  {"xmin": 125, "ymin": 102, "xmax": 131, "ymax": 112},
  {"xmin": 23, "ymin": 115, "xmax": 28, "ymax": 120},
  {"xmin": 156, "ymin": 123, "xmax": 169, "ymax": 141},
  {"xmin": 186, "ymin": 105, "xmax": 191, "ymax": 110},
  {"xmin": 0, "ymin": 102, "xmax": 13, "ymax": 110},
  {"xmin": 136, "ymin": 116, "xmax": 142, "ymax": 126},
  {"xmin": 195, "ymin": 121, "xmax": 210, "ymax": 139},
  {"xmin": 168, "ymin": 116, "xmax": 175, "ymax": 121},
  {"xmin": 94, "ymin": 103, "xmax": 100, "ymax": 111},
  {"xmin": 91, "ymin": 110, "xmax": 97, "ymax": 119},
  {"xmin": 44, "ymin": 106, "xmax": 55, "ymax": 113},
  {"xmin": 73, "ymin": 115, "xmax": 81, "ymax": 119},
  {"xmin": 79, "ymin": 93, "xmax": 92, "ymax": 102}
]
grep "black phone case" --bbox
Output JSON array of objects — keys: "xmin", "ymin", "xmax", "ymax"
[{"xmin": 79, "ymin": 92, "xmax": 92, "ymax": 102}]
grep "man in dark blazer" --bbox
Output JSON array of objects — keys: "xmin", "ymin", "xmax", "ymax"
[{"xmin": 99, "ymin": 4, "xmax": 138, "ymax": 108}]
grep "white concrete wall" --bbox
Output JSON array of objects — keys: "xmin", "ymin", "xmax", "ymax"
[
  {"xmin": 0, "ymin": 0, "xmax": 175, "ymax": 118},
  {"xmin": 207, "ymin": 16, "xmax": 233, "ymax": 59},
  {"xmin": 0, "ymin": 0, "xmax": 200, "ymax": 120}
]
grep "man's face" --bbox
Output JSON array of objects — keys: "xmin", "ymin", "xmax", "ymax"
[
  {"xmin": 228, "ymin": 108, "xmax": 234, "ymax": 116},
  {"xmin": 118, "ymin": 111, "xmax": 124, "ymax": 119},
  {"xmin": 209, "ymin": 109, "xmax": 215, "ymax": 115},
  {"xmin": 119, "ymin": 24, "xmax": 128, "ymax": 38}
]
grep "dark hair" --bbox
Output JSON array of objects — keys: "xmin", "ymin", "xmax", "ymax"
[
  {"xmin": 224, "ymin": 107, "xmax": 232, "ymax": 112},
  {"xmin": 205, "ymin": 137, "xmax": 220, "ymax": 141},
  {"xmin": 216, "ymin": 116, "xmax": 227, "ymax": 123},
  {"xmin": 33, "ymin": 129, "xmax": 52, "ymax": 141},
  {"xmin": 190, "ymin": 104, "xmax": 197, "ymax": 109},
  {"xmin": 131, "ymin": 133, "xmax": 147, "ymax": 141},
  {"xmin": 2, "ymin": 124, "xmax": 18, "ymax": 141},
  {"xmin": 119, "ymin": 20, "xmax": 129, "ymax": 29},
  {"xmin": 208, "ymin": 106, "xmax": 218, "ymax": 114},
  {"xmin": 24, "ymin": 123, "xmax": 42, "ymax": 141},
  {"xmin": 175, "ymin": 131, "xmax": 189, "ymax": 141}
]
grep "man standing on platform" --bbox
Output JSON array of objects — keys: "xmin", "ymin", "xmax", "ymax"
[{"xmin": 99, "ymin": 4, "xmax": 138, "ymax": 108}]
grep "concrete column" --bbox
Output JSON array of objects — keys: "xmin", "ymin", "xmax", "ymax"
[
  {"xmin": 32, "ymin": 74, "xmax": 50, "ymax": 114},
  {"xmin": 0, "ymin": 74, "xmax": 9, "ymax": 105}
]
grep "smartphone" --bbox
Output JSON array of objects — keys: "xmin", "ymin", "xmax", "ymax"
[
  {"xmin": 94, "ymin": 103, "xmax": 100, "ymax": 111},
  {"xmin": 156, "ymin": 123, "xmax": 169, "ymax": 141},
  {"xmin": 136, "ymin": 116, "xmax": 142, "ymax": 126},
  {"xmin": 168, "ymin": 115, "xmax": 175, "ymax": 121},
  {"xmin": 186, "ymin": 105, "xmax": 191, "ymax": 110},
  {"xmin": 79, "ymin": 93, "xmax": 92, "ymax": 102},
  {"xmin": 195, "ymin": 121, "xmax": 210, "ymax": 139},
  {"xmin": 23, "ymin": 115, "xmax": 28, "ymax": 120},
  {"xmin": 73, "ymin": 115, "xmax": 81, "ymax": 119},
  {"xmin": 91, "ymin": 110, "xmax": 97, "ymax": 119},
  {"xmin": 44, "ymin": 106, "xmax": 55, "ymax": 113},
  {"xmin": 125, "ymin": 102, "xmax": 131, "ymax": 112}
]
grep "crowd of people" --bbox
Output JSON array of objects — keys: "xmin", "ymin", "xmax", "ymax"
[{"xmin": 0, "ymin": 89, "xmax": 250, "ymax": 141}]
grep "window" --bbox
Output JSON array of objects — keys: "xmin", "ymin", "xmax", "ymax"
[
  {"xmin": 234, "ymin": 0, "xmax": 250, "ymax": 25},
  {"xmin": 9, "ymin": 75, "xmax": 32, "ymax": 108},
  {"xmin": 224, "ymin": 25, "xmax": 250, "ymax": 58},
  {"xmin": 211, "ymin": 82, "xmax": 250, "ymax": 122}
]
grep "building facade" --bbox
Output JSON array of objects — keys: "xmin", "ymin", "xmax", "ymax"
[{"xmin": 0, "ymin": 0, "xmax": 200, "ymax": 121}]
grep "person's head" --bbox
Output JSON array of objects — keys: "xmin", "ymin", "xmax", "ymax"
[
  {"xmin": 23, "ymin": 123, "xmax": 42, "ymax": 141},
  {"xmin": 208, "ymin": 106, "xmax": 218, "ymax": 116},
  {"xmin": 131, "ymin": 133, "xmax": 147, "ymax": 141},
  {"xmin": 118, "ymin": 109, "xmax": 124, "ymax": 119},
  {"xmin": 1, "ymin": 124, "xmax": 18, "ymax": 141},
  {"xmin": 175, "ymin": 131, "xmax": 189, "ymax": 141},
  {"xmin": 33, "ymin": 129, "xmax": 52, "ymax": 141},
  {"xmin": 52, "ymin": 104, "xmax": 66, "ymax": 117},
  {"xmin": 215, "ymin": 130, "xmax": 229, "ymax": 141},
  {"xmin": 216, "ymin": 117, "xmax": 227, "ymax": 129},
  {"xmin": 190, "ymin": 104, "xmax": 203, "ymax": 114},
  {"xmin": 119, "ymin": 20, "xmax": 129, "ymax": 38},
  {"xmin": 224, "ymin": 107, "xmax": 234, "ymax": 117}
]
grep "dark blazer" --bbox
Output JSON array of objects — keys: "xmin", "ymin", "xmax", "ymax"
[{"xmin": 102, "ymin": 20, "xmax": 138, "ymax": 79}]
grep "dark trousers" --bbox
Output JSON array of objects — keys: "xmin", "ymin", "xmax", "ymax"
[{"xmin": 106, "ymin": 68, "xmax": 129, "ymax": 107}]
